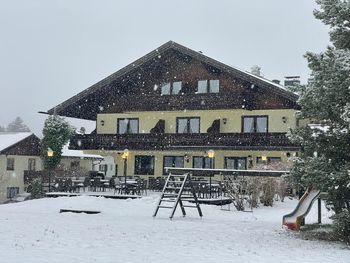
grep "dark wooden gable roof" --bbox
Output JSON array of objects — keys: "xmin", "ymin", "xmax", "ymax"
[
  {"xmin": 0, "ymin": 134, "xmax": 41, "ymax": 156},
  {"xmin": 46, "ymin": 41, "xmax": 299, "ymax": 120}
]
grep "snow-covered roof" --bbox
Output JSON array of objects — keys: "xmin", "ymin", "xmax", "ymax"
[
  {"xmin": 46, "ymin": 41, "xmax": 299, "ymax": 119},
  {"xmin": 0, "ymin": 132, "xmax": 33, "ymax": 152},
  {"xmin": 61, "ymin": 145, "xmax": 104, "ymax": 160}
]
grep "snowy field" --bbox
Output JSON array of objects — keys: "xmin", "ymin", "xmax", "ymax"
[{"xmin": 0, "ymin": 195, "xmax": 348, "ymax": 263}]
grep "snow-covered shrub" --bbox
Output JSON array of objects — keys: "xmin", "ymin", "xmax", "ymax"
[
  {"xmin": 259, "ymin": 178, "xmax": 277, "ymax": 206},
  {"xmin": 246, "ymin": 177, "xmax": 260, "ymax": 208},
  {"xmin": 27, "ymin": 178, "xmax": 43, "ymax": 199},
  {"xmin": 332, "ymin": 210, "xmax": 350, "ymax": 244},
  {"xmin": 41, "ymin": 115, "xmax": 74, "ymax": 170}
]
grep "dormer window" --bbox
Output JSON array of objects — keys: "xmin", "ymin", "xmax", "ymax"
[
  {"xmin": 161, "ymin": 81, "xmax": 182, "ymax": 95},
  {"xmin": 197, "ymin": 80, "xmax": 220, "ymax": 93},
  {"xmin": 209, "ymin": 80, "xmax": 220, "ymax": 93}
]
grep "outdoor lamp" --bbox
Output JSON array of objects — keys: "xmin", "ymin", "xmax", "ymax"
[
  {"xmin": 207, "ymin": 149, "xmax": 215, "ymax": 159},
  {"xmin": 122, "ymin": 149, "xmax": 129, "ymax": 195},
  {"xmin": 122, "ymin": 149, "xmax": 129, "ymax": 159},
  {"xmin": 47, "ymin": 148, "xmax": 54, "ymax": 192},
  {"xmin": 207, "ymin": 149, "xmax": 215, "ymax": 199},
  {"xmin": 261, "ymin": 155, "xmax": 267, "ymax": 161},
  {"xmin": 47, "ymin": 148, "xmax": 54, "ymax": 157}
]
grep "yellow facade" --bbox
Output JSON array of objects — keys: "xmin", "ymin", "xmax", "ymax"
[
  {"xmin": 86, "ymin": 108, "xmax": 298, "ymax": 178},
  {"xmin": 0, "ymin": 155, "xmax": 42, "ymax": 203},
  {"xmin": 85, "ymin": 149, "xmax": 296, "ymax": 179},
  {"xmin": 97, "ymin": 109, "xmax": 297, "ymax": 134}
]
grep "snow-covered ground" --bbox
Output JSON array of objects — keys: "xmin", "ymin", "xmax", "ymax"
[{"xmin": 0, "ymin": 194, "xmax": 348, "ymax": 263}]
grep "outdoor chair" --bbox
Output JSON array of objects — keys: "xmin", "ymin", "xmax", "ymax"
[
  {"xmin": 63, "ymin": 178, "xmax": 73, "ymax": 192},
  {"xmin": 82, "ymin": 177, "xmax": 90, "ymax": 192},
  {"xmin": 112, "ymin": 177, "xmax": 121, "ymax": 194},
  {"xmin": 75, "ymin": 180, "xmax": 85, "ymax": 193},
  {"xmin": 92, "ymin": 178, "xmax": 102, "ymax": 192},
  {"xmin": 108, "ymin": 178, "xmax": 116, "ymax": 191},
  {"xmin": 148, "ymin": 178, "xmax": 156, "ymax": 191},
  {"xmin": 53, "ymin": 178, "xmax": 63, "ymax": 192}
]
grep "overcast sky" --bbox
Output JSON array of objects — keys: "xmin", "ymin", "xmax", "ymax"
[{"xmin": 0, "ymin": 0, "xmax": 330, "ymax": 135}]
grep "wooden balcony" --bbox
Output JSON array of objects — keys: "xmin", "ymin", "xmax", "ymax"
[{"xmin": 69, "ymin": 133, "xmax": 300, "ymax": 151}]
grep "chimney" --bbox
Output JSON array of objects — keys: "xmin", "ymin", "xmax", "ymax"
[{"xmin": 251, "ymin": 65, "xmax": 261, "ymax": 76}]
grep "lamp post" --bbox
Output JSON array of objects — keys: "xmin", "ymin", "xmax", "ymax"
[
  {"xmin": 47, "ymin": 148, "xmax": 54, "ymax": 192},
  {"xmin": 122, "ymin": 149, "xmax": 129, "ymax": 194},
  {"xmin": 207, "ymin": 149, "xmax": 215, "ymax": 198}
]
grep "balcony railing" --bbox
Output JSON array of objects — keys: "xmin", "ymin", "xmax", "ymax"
[{"xmin": 69, "ymin": 133, "xmax": 300, "ymax": 151}]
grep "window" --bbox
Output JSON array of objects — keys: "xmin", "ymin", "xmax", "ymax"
[
  {"xmin": 28, "ymin": 158, "xmax": 36, "ymax": 171},
  {"xmin": 224, "ymin": 157, "xmax": 247, "ymax": 170},
  {"xmin": 160, "ymin": 81, "xmax": 182, "ymax": 95},
  {"xmin": 7, "ymin": 187, "xmax": 19, "ymax": 199},
  {"xmin": 196, "ymin": 80, "xmax": 220, "ymax": 93},
  {"xmin": 209, "ymin": 80, "xmax": 220, "ymax": 93},
  {"xmin": 6, "ymin": 158, "xmax": 14, "ymax": 171},
  {"xmin": 118, "ymin": 118, "xmax": 139, "ymax": 134},
  {"xmin": 161, "ymin": 83, "xmax": 171, "ymax": 95},
  {"xmin": 163, "ymin": 156, "xmax": 184, "ymax": 174},
  {"xmin": 70, "ymin": 161, "xmax": 80, "ymax": 169},
  {"xmin": 256, "ymin": 157, "xmax": 281, "ymax": 164},
  {"xmin": 197, "ymin": 80, "xmax": 208, "ymax": 93},
  {"xmin": 99, "ymin": 164, "xmax": 108, "ymax": 175},
  {"xmin": 242, "ymin": 116, "xmax": 268, "ymax": 133},
  {"xmin": 176, "ymin": 117, "xmax": 200, "ymax": 133},
  {"xmin": 135, "ymin": 156, "xmax": 155, "ymax": 175},
  {"xmin": 193, "ymin": 157, "xmax": 214, "ymax": 169},
  {"xmin": 172, "ymin": 82, "xmax": 182, "ymax": 94}
]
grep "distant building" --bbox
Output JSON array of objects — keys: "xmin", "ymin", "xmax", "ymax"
[
  {"xmin": 0, "ymin": 132, "xmax": 42, "ymax": 203},
  {"xmin": 284, "ymin": 76, "xmax": 301, "ymax": 87},
  {"xmin": 271, "ymin": 79, "xmax": 281, "ymax": 85},
  {"xmin": 0, "ymin": 132, "xmax": 104, "ymax": 203}
]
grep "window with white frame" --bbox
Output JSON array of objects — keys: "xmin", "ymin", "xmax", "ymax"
[
  {"xmin": 242, "ymin": 116, "xmax": 268, "ymax": 133},
  {"xmin": 196, "ymin": 80, "xmax": 220, "ymax": 93},
  {"xmin": 176, "ymin": 117, "xmax": 200, "ymax": 133},
  {"xmin": 118, "ymin": 118, "xmax": 139, "ymax": 134},
  {"xmin": 160, "ymin": 81, "xmax": 182, "ymax": 95}
]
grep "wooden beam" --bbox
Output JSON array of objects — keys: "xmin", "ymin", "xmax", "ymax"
[{"xmin": 165, "ymin": 167, "xmax": 289, "ymax": 177}]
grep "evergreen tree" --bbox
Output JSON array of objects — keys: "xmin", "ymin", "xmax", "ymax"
[
  {"xmin": 7, "ymin": 117, "xmax": 30, "ymax": 132},
  {"xmin": 41, "ymin": 115, "xmax": 74, "ymax": 170},
  {"xmin": 289, "ymin": 0, "xmax": 350, "ymax": 242}
]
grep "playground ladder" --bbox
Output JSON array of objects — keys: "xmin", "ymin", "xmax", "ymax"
[{"xmin": 153, "ymin": 173, "xmax": 203, "ymax": 219}]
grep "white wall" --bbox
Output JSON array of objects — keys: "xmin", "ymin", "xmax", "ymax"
[
  {"xmin": 0, "ymin": 155, "xmax": 42, "ymax": 203},
  {"xmin": 94, "ymin": 156, "xmax": 115, "ymax": 178}
]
